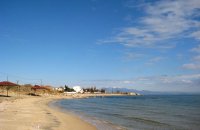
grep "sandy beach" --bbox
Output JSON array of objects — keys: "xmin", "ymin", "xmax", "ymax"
[{"xmin": 0, "ymin": 95, "xmax": 97, "ymax": 130}]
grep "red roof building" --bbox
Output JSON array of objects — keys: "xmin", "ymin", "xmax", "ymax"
[
  {"xmin": 0, "ymin": 81, "xmax": 19, "ymax": 86},
  {"xmin": 0, "ymin": 81, "xmax": 19, "ymax": 97},
  {"xmin": 31, "ymin": 85, "xmax": 50, "ymax": 90}
]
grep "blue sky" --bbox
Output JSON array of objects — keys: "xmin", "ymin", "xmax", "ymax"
[{"xmin": 0, "ymin": 0, "xmax": 200, "ymax": 92}]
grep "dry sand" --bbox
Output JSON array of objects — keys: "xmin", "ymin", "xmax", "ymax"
[{"xmin": 0, "ymin": 95, "xmax": 96, "ymax": 130}]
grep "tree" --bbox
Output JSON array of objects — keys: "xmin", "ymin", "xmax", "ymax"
[
  {"xmin": 6, "ymin": 86, "xmax": 13, "ymax": 97},
  {"xmin": 100, "ymin": 89, "xmax": 105, "ymax": 93},
  {"xmin": 64, "ymin": 85, "xmax": 74, "ymax": 92}
]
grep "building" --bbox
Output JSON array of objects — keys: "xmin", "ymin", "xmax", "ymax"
[
  {"xmin": 53, "ymin": 87, "xmax": 64, "ymax": 92},
  {"xmin": 73, "ymin": 86, "xmax": 84, "ymax": 93}
]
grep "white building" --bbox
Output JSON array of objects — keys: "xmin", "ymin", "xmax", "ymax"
[
  {"xmin": 73, "ymin": 86, "xmax": 84, "ymax": 93},
  {"xmin": 53, "ymin": 87, "xmax": 64, "ymax": 92}
]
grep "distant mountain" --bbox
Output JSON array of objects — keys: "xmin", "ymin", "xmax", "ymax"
[
  {"xmin": 103, "ymin": 87, "xmax": 197, "ymax": 95},
  {"xmin": 104, "ymin": 87, "xmax": 157, "ymax": 95}
]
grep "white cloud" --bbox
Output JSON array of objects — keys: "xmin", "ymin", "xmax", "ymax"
[
  {"xmin": 182, "ymin": 63, "xmax": 200, "ymax": 70},
  {"xmin": 101, "ymin": 0, "xmax": 200, "ymax": 48},
  {"xmin": 183, "ymin": 45, "xmax": 200, "ymax": 70},
  {"xmin": 193, "ymin": 55, "xmax": 200, "ymax": 61},
  {"xmin": 79, "ymin": 74, "xmax": 200, "ymax": 92},
  {"xmin": 191, "ymin": 44, "xmax": 200, "ymax": 53},
  {"xmin": 123, "ymin": 52, "xmax": 144, "ymax": 61},
  {"xmin": 145, "ymin": 56, "xmax": 166, "ymax": 65},
  {"xmin": 190, "ymin": 31, "xmax": 200, "ymax": 40},
  {"xmin": 148, "ymin": 56, "xmax": 165, "ymax": 63}
]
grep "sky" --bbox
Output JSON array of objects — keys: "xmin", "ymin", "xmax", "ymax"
[{"xmin": 0, "ymin": 0, "xmax": 200, "ymax": 92}]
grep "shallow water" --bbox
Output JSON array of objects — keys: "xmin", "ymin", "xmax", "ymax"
[{"xmin": 53, "ymin": 95, "xmax": 200, "ymax": 130}]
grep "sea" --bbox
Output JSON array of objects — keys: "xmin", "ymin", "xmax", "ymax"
[{"xmin": 52, "ymin": 95, "xmax": 200, "ymax": 130}]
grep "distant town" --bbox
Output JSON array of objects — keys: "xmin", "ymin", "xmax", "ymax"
[{"xmin": 0, "ymin": 81, "xmax": 140, "ymax": 97}]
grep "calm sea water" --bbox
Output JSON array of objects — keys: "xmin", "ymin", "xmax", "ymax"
[{"xmin": 53, "ymin": 95, "xmax": 200, "ymax": 130}]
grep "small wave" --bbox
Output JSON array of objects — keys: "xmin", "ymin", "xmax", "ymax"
[
  {"xmin": 99, "ymin": 112, "xmax": 123, "ymax": 117},
  {"xmin": 125, "ymin": 116, "xmax": 168, "ymax": 126},
  {"xmin": 79, "ymin": 114, "xmax": 127, "ymax": 130}
]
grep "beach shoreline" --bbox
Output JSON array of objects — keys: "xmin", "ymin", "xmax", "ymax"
[
  {"xmin": 0, "ymin": 95, "xmax": 97, "ymax": 130},
  {"xmin": 0, "ymin": 93, "xmax": 126, "ymax": 130},
  {"xmin": 50, "ymin": 95, "xmax": 127, "ymax": 130}
]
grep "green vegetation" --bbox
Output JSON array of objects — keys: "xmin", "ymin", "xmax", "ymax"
[
  {"xmin": 64, "ymin": 85, "xmax": 75, "ymax": 92},
  {"xmin": 83, "ymin": 87, "xmax": 105, "ymax": 93}
]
